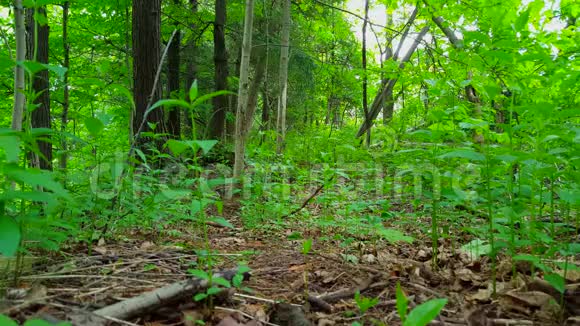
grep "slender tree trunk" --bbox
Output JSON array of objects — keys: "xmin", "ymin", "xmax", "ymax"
[
  {"xmin": 184, "ymin": 0, "xmax": 198, "ymax": 137},
  {"xmin": 361, "ymin": 0, "xmax": 370, "ymax": 146},
  {"xmin": 60, "ymin": 1, "xmax": 70, "ymax": 170},
  {"xmin": 210, "ymin": 0, "xmax": 229, "ymax": 139},
  {"xmin": 11, "ymin": 0, "xmax": 26, "ymax": 132},
  {"xmin": 243, "ymin": 47, "xmax": 267, "ymax": 135},
  {"xmin": 167, "ymin": 0, "xmax": 181, "ymax": 138},
  {"xmin": 275, "ymin": 0, "xmax": 290, "ymax": 154},
  {"xmin": 132, "ymin": 0, "xmax": 165, "ymax": 152},
  {"xmin": 26, "ymin": 6, "xmax": 52, "ymax": 170},
  {"xmin": 233, "ymin": 0, "xmax": 255, "ymax": 179},
  {"xmin": 356, "ymin": 26, "xmax": 430, "ymax": 137}
]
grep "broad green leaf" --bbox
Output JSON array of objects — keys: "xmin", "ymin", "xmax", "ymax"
[
  {"xmin": 84, "ymin": 117, "xmax": 104, "ymax": 137},
  {"xmin": 208, "ymin": 217, "xmax": 234, "ymax": 229},
  {"xmin": 0, "ymin": 134, "xmax": 21, "ymax": 163},
  {"xmin": 192, "ymin": 140, "xmax": 218, "ymax": 155},
  {"xmin": 206, "ymin": 286, "xmax": 222, "ymax": 295},
  {"xmin": 514, "ymin": 8, "xmax": 530, "ymax": 32},
  {"xmin": 4, "ymin": 167, "xmax": 68, "ymax": 199},
  {"xmin": 0, "ymin": 315, "xmax": 18, "ymax": 326},
  {"xmin": 377, "ymin": 228, "xmax": 414, "ymax": 243},
  {"xmin": 0, "ymin": 217, "xmax": 21, "ymax": 257},
  {"xmin": 191, "ymin": 90, "xmax": 235, "ymax": 108},
  {"xmin": 189, "ymin": 80, "xmax": 198, "ymax": 101},
  {"xmin": 194, "ymin": 293, "xmax": 207, "ymax": 301},
  {"xmin": 212, "ymin": 277, "xmax": 231, "ymax": 288},
  {"xmin": 25, "ymin": 319, "xmax": 71, "ymax": 326},
  {"xmin": 188, "ymin": 269, "xmax": 209, "ymax": 280},
  {"xmin": 544, "ymin": 273, "xmax": 565, "ymax": 294},
  {"xmin": 404, "ymin": 298, "xmax": 447, "ymax": 326},
  {"xmin": 166, "ymin": 139, "xmax": 190, "ymax": 156},
  {"xmin": 460, "ymin": 239, "xmax": 492, "ymax": 259},
  {"xmin": 148, "ymin": 99, "xmax": 190, "ymax": 114},
  {"xmin": 42, "ymin": 64, "xmax": 67, "ymax": 79}
]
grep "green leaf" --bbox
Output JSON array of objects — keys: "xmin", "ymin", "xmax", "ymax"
[
  {"xmin": 43, "ymin": 64, "xmax": 67, "ymax": 79},
  {"xmin": 4, "ymin": 167, "xmax": 68, "ymax": 199},
  {"xmin": 189, "ymin": 80, "xmax": 198, "ymax": 101},
  {"xmin": 194, "ymin": 293, "xmax": 208, "ymax": 301},
  {"xmin": 514, "ymin": 8, "xmax": 530, "ymax": 31},
  {"xmin": 0, "ymin": 134, "xmax": 21, "ymax": 163},
  {"xmin": 206, "ymin": 286, "xmax": 222, "ymax": 295},
  {"xmin": 544, "ymin": 273, "xmax": 565, "ymax": 294},
  {"xmin": 404, "ymin": 298, "xmax": 447, "ymax": 326},
  {"xmin": 232, "ymin": 274, "xmax": 244, "ymax": 287},
  {"xmin": 302, "ymin": 239, "xmax": 313, "ymax": 255},
  {"xmin": 188, "ymin": 269, "xmax": 209, "ymax": 280},
  {"xmin": 212, "ymin": 277, "xmax": 231, "ymax": 288},
  {"xmin": 208, "ymin": 217, "xmax": 234, "ymax": 229},
  {"xmin": 84, "ymin": 117, "xmax": 104, "ymax": 137},
  {"xmin": 0, "ymin": 216, "xmax": 21, "ymax": 257},
  {"xmin": 377, "ymin": 228, "xmax": 414, "ymax": 243},
  {"xmin": 147, "ymin": 99, "xmax": 190, "ymax": 115},
  {"xmin": 190, "ymin": 90, "xmax": 235, "ymax": 109},
  {"xmin": 460, "ymin": 239, "xmax": 492, "ymax": 260},
  {"xmin": 0, "ymin": 315, "xmax": 18, "ymax": 326},
  {"xmin": 25, "ymin": 319, "xmax": 71, "ymax": 326},
  {"xmin": 395, "ymin": 282, "xmax": 408, "ymax": 323},
  {"xmin": 166, "ymin": 139, "xmax": 190, "ymax": 156},
  {"xmin": 192, "ymin": 140, "xmax": 218, "ymax": 155},
  {"xmin": 438, "ymin": 150, "xmax": 485, "ymax": 162}
]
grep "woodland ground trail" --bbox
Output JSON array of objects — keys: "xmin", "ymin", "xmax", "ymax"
[{"xmin": 4, "ymin": 205, "xmax": 579, "ymax": 326}]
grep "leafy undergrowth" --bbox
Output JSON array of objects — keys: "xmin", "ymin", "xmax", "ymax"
[{"xmin": 2, "ymin": 195, "xmax": 579, "ymax": 326}]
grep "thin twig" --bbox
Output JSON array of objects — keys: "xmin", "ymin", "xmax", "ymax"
[{"xmin": 215, "ymin": 306, "xmax": 281, "ymax": 326}]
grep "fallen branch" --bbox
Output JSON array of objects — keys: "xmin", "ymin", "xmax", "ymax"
[
  {"xmin": 308, "ymin": 275, "xmax": 382, "ymax": 312},
  {"xmin": 282, "ymin": 176, "xmax": 335, "ymax": 219},
  {"xmin": 70, "ymin": 268, "xmax": 250, "ymax": 326}
]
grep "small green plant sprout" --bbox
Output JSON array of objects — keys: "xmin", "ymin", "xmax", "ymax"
[
  {"xmin": 188, "ymin": 266, "xmax": 251, "ymax": 302},
  {"xmin": 354, "ymin": 291, "xmax": 379, "ymax": 315},
  {"xmin": 302, "ymin": 238, "xmax": 313, "ymax": 255},
  {"xmin": 396, "ymin": 282, "xmax": 448, "ymax": 326},
  {"xmin": 0, "ymin": 314, "xmax": 71, "ymax": 326}
]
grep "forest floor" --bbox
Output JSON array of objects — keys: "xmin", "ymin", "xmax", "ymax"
[{"xmin": 2, "ymin": 199, "xmax": 579, "ymax": 326}]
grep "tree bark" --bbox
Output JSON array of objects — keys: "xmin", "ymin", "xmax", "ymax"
[
  {"xmin": 356, "ymin": 26, "xmax": 430, "ymax": 138},
  {"xmin": 184, "ymin": 0, "xmax": 198, "ymax": 137},
  {"xmin": 275, "ymin": 0, "xmax": 291, "ymax": 154},
  {"xmin": 60, "ymin": 1, "xmax": 70, "ymax": 170},
  {"xmin": 167, "ymin": 0, "xmax": 181, "ymax": 138},
  {"xmin": 11, "ymin": 0, "xmax": 26, "ymax": 132},
  {"xmin": 244, "ymin": 47, "xmax": 267, "ymax": 136},
  {"xmin": 210, "ymin": 0, "xmax": 229, "ymax": 139},
  {"xmin": 132, "ymin": 0, "xmax": 165, "ymax": 152},
  {"xmin": 361, "ymin": 0, "xmax": 370, "ymax": 145},
  {"xmin": 26, "ymin": 6, "xmax": 52, "ymax": 170},
  {"xmin": 233, "ymin": 0, "xmax": 255, "ymax": 179}
]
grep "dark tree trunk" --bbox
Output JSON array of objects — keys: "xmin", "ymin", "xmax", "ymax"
[
  {"xmin": 210, "ymin": 0, "xmax": 229, "ymax": 139},
  {"xmin": 167, "ymin": 0, "xmax": 181, "ymax": 138},
  {"xmin": 132, "ymin": 0, "xmax": 165, "ymax": 150},
  {"xmin": 261, "ymin": 88, "xmax": 270, "ymax": 130},
  {"xmin": 26, "ymin": 7, "xmax": 52, "ymax": 171}
]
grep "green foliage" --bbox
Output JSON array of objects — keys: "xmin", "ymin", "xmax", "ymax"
[
  {"xmin": 396, "ymin": 282, "xmax": 447, "ymax": 326},
  {"xmin": 354, "ymin": 291, "xmax": 379, "ymax": 315}
]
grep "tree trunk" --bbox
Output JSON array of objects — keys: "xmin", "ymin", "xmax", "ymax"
[
  {"xmin": 184, "ymin": 0, "xmax": 198, "ymax": 137},
  {"xmin": 60, "ymin": 1, "xmax": 70, "ymax": 170},
  {"xmin": 356, "ymin": 26, "xmax": 430, "ymax": 138},
  {"xmin": 243, "ymin": 47, "xmax": 267, "ymax": 136},
  {"xmin": 361, "ymin": 0, "xmax": 370, "ymax": 146},
  {"xmin": 26, "ymin": 6, "xmax": 52, "ymax": 170},
  {"xmin": 167, "ymin": 0, "xmax": 181, "ymax": 138},
  {"xmin": 275, "ymin": 0, "xmax": 291, "ymax": 154},
  {"xmin": 233, "ymin": 0, "xmax": 255, "ymax": 179},
  {"xmin": 132, "ymin": 0, "xmax": 165, "ymax": 152},
  {"xmin": 11, "ymin": 0, "xmax": 26, "ymax": 133},
  {"xmin": 210, "ymin": 0, "xmax": 229, "ymax": 139}
]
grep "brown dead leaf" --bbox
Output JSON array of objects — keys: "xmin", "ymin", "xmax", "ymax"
[
  {"xmin": 467, "ymin": 288, "xmax": 492, "ymax": 302},
  {"xmin": 456, "ymin": 268, "xmax": 483, "ymax": 284},
  {"xmin": 216, "ymin": 315, "xmax": 244, "ymax": 326},
  {"xmin": 242, "ymin": 304, "xmax": 268, "ymax": 323},
  {"xmin": 289, "ymin": 264, "xmax": 308, "ymax": 272},
  {"xmin": 182, "ymin": 309, "xmax": 206, "ymax": 326},
  {"xmin": 140, "ymin": 241, "xmax": 155, "ymax": 250}
]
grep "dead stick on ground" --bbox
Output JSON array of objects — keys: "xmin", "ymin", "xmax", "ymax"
[
  {"xmin": 282, "ymin": 176, "xmax": 334, "ymax": 219},
  {"xmin": 69, "ymin": 268, "xmax": 250, "ymax": 326},
  {"xmin": 308, "ymin": 274, "xmax": 382, "ymax": 312}
]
